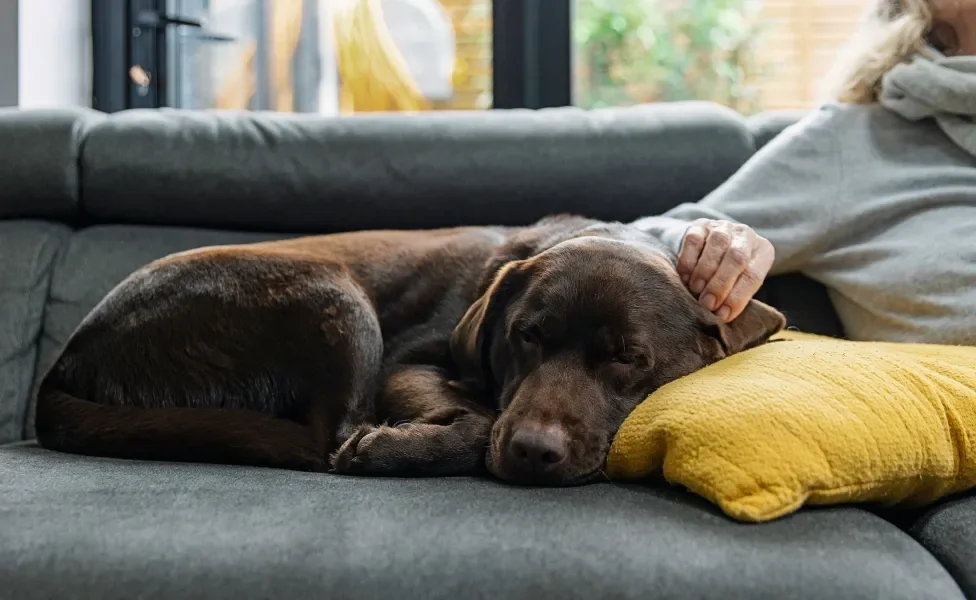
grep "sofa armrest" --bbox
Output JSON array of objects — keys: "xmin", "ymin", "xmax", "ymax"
[{"xmin": 0, "ymin": 108, "xmax": 105, "ymax": 221}]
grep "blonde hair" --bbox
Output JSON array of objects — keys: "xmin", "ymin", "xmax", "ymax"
[{"xmin": 821, "ymin": 0, "xmax": 935, "ymax": 104}]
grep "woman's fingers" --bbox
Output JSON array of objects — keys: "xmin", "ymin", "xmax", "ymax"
[
  {"xmin": 688, "ymin": 221, "xmax": 734, "ymax": 296},
  {"xmin": 677, "ymin": 219, "xmax": 774, "ymax": 322},
  {"xmin": 676, "ymin": 220, "xmax": 709, "ymax": 284},
  {"xmin": 699, "ymin": 226, "xmax": 754, "ymax": 314},
  {"xmin": 719, "ymin": 238, "xmax": 774, "ymax": 322}
]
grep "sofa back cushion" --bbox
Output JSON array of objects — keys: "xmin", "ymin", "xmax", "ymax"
[{"xmin": 79, "ymin": 102, "xmax": 754, "ymax": 232}]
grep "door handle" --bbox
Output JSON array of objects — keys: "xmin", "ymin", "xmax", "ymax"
[{"xmin": 135, "ymin": 9, "xmax": 237, "ymax": 42}]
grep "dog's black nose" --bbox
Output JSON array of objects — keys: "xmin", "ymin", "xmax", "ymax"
[{"xmin": 507, "ymin": 425, "xmax": 569, "ymax": 472}]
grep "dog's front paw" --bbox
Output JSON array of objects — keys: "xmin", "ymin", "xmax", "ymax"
[
  {"xmin": 330, "ymin": 424, "xmax": 378, "ymax": 474},
  {"xmin": 331, "ymin": 423, "xmax": 408, "ymax": 475}
]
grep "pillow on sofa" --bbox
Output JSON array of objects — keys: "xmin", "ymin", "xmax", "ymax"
[{"xmin": 606, "ymin": 331, "xmax": 976, "ymax": 522}]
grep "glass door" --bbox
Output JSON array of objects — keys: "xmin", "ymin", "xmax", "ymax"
[
  {"xmin": 92, "ymin": 0, "xmax": 561, "ymax": 114},
  {"xmin": 161, "ymin": 0, "xmax": 492, "ymax": 114},
  {"xmin": 165, "ymin": 0, "xmax": 291, "ymax": 111}
]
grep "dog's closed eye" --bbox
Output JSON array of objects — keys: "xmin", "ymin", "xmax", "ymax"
[
  {"xmin": 514, "ymin": 325, "xmax": 543, "ymax": 346},
  {"xmin": 607, "ymin": 350, "xmax": 652, "ymax": 372},
  {"xmin": 611, "ymin": 354, "xmax": 635, "ymax": 365}
]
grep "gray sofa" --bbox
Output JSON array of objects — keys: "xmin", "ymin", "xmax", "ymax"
[{"xmin": 0, "ymin": 102, "xmax": 973, "ymax": 600}]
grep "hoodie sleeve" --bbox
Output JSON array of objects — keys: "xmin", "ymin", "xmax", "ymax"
[{"xmin": 632, "ymin": 105, "xmax": 843, "ymax": 276}]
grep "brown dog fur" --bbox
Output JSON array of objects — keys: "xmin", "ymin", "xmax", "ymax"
[{"xmin": 34, "ymin": 216, "xmax": 785, "ymax": 483}]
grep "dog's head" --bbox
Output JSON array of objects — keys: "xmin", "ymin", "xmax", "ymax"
[{"xmin": 451, "ymin": 219, "xmax": 785, "ymax": 485}]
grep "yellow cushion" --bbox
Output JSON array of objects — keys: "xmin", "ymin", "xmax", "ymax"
[{"xmin": 606, "ymin": 331, "xmax": 976, "ymax": 522}]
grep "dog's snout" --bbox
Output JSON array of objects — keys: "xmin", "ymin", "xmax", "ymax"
[{"xmin": 507, "ymin": 424, "xmax": 569, "ymax": 472}]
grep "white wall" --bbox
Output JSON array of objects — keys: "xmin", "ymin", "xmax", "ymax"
[{"xmin": 18, "ymin": 0, "xmax": 92, "ymax": 108}]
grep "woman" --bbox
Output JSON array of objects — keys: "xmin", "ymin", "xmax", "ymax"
[{"xmin": 636, "ymin": 0, "xmax": 976, "ymax": 344}]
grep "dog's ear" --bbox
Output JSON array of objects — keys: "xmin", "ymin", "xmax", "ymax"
[
  {"xmin": 707, "ymin": 299, "xmax": 786, "ymax": 355},
  {"xmin": 451, "ymin": 261, "xmax": 527, "ymax": 390},
  {"xmin": 453, "ymin": 215, "xmax": 591, "ymax": 389}
]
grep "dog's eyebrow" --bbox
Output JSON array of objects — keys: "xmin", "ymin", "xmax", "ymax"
[
  {"xmin": 512, "ymin": 314, "xmax": 564, "ymax": 340},
  {"xmin": 510, "ymin": 318, "xmax": 534, "ymax": 331},
  {"xmin": 510, "ymin": 316, "xmax": 543, "ymax": 333}
]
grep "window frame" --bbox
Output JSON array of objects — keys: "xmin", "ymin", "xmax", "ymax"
[
  {"xmin": 492, "ymin": 0, "xmax": 572, "ymax": 109},
  {"xmin": 91, "ymin": 0, "xmax": 169, "ymax": 112},
  {"xmin": 90, "ymin": 0, "xmax": 129, "ymax": 112},
  {"xmin": 90, "ymin": 0, "xmax": 573, "ymax": 112}
]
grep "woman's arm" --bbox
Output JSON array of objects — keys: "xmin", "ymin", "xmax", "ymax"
[{"xmin": 633, "ymin": 106, "xmax": 844, "ymax": 317}]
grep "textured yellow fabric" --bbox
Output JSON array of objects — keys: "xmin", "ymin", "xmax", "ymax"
[{"xmin": 606, "ymin": 331, "xmax": 976, "ymax": 522}]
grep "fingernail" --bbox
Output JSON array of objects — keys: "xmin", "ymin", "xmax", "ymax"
[
  {"xmin": 717, "ymin": 306, "xmax": 731, "ymax": 321},
  {"xmin": 701, "ymin": 294, "xmax": 717, "ymax": 311},
  {"xmin": 691, "ymin": 279, "xmax": 706, "ymax": 294}
]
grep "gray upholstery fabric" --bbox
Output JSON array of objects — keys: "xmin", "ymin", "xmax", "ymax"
[
  {"xmin": 81, "ymin": 103, "xmax": 753, "ymax": 232},
  {"xmin": 0, "ymin": 107, "xmax": 103, "ymax": 219},
  {"xmin": 24, "ymin": 226, "xmax": 286, "ymax": 440},
  {"xmin": 758, "ymin": 274, "xmax": 847, "ymax": 338},
  {"xmin": 912, "ymin": 495, "xmax": 976, "ymax": 598},
  {"xmin": 0, "ymin": 443, "xmax": 965, "ymax": 600},
  {"xmin": 0, "ymin": 221, "xmax": 70, "ymax": 444}
]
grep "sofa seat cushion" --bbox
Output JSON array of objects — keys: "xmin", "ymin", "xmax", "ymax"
[
  {"xmin": 912, "ymin": 494, "xmax": 976, "ymax": 598},
  {"xmin": 0, "ymin": 444, "xmax": 965, "ymax": 600}
]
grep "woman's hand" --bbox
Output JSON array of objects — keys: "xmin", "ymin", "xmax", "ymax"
[{"xmin": 677, "ymin": 219, "xmax": 774, "ymax": 323}]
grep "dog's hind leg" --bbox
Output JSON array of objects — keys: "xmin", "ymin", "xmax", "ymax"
[
  {"xmin": 36, "ymin": 257, "xmax": 386, "ymax": 472},
  {"xmin": 329, "ymin": 365, "xmax": 494, "ymax": 477}
]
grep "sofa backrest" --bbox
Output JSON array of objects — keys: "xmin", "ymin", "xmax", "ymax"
[
  {"xmin": 0, "ymin": 102, "xmax": 841, "ymax": 444},
  {"xmin": 2, "ymin": 102, "xmax": 758, "ymax": 231}
]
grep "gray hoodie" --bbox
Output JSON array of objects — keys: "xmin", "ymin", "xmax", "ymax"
[{"xmin": 634, "ymin": 53, "xmax": 976, "ymax": 345}]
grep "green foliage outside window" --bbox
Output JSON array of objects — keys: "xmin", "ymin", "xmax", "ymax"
[{"xmin": 574, "ymin": 0, "xmax": 765, "ymax": 113}]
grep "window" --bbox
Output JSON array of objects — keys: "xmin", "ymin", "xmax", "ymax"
[
  {"xmin": 93, "ymin": 0, "xmax": 502, "ymax": 113},
  {"xmin": 91, "ymin": 0, "xmax": 875, "ymax": 114},
  {"xmin": 756, "ymin": 0, "xmax": 875, "ymax": 110},
  {"xmin": 162, "ymin": 0, "xmax": 492, "ymax": 113},
  {"xmin": 572, "ymin": 0, "xmax": 877, "ymax": 113}
]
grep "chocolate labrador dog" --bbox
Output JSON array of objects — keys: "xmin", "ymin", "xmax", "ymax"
[{"xmin": 35, "ymin": 215, "xmax": 785, "ymax": 485}]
